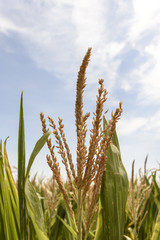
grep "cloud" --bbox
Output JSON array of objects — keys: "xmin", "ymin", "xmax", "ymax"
[
  {"xmin": 117, "ymin": 110, "xmax": 160, "ymax": 139},
  {"xmin": 145, "ymin": 111, "xmax": 160, "ymax": 133},
  {"xmin": 0, "ymin": 15, "xmax": 27, "ymax": 34},
  {"xmin": 0, "ymin": 0, "xmax": 160, "ymax": 106},
  {"xmin": 0, "ymin": 1, "xmax": 77, "ymax": 80},
  {"xmin": 129, "ymin": 0, "xmax": 160, "ymax": 43},
  {"xmin": 0, "ymin": 0, "xmax": 127, "ymax": 95},
  {"xmin": 122, "ymin": 34, "xmax": 160, "ymax": 105},
  {"xmin": 122, "ymin": 0, "xmax": 160, "ymax": 104},
  {"xmin": 137, "ymin": 37, "xmax": 160, "ymax": 104},
  {"xmin": 117, "ymin": 116, "xmax": 147, "ymax": 135}
]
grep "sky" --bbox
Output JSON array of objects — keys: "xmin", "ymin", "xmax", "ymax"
[{"xmin": 1, "ymin": 0, "xmax": 160, "ymax": 180}]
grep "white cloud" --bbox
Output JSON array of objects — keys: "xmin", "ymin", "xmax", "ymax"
[
  {"xmin": 145, "ymin": 111, "xmax": 160, "ymax": 133},
  {"xmin": 117, "ymin": 116, "xmax": 147, "ymax": 135},
  {"xmin": 123, "ymin": 0, "xmax": 160, "ymax": 104},
  {"xmin": 138, "ymin": 37, "xmax": 160, "ymax": 103},
  {"xmin": 0, "ymin": 15, "xmax": 27, "ymax": 34},
  {"xmin": 0, "ymin": 0, "xmax": 126, "ymax": 94},
  {"xmin": 129, "ymin": 0, "xmax": 160, "ymax": 43},
  {"xmin": 0, "ymin": 0, "xmax": 160, "ymax": 106},
  {"xmin": 117, "ymin": 110, "xmax": 160, "ymax": 139},
  {"xmin": 126, "ymin": 35, "xmax": 160, "ymax": 104},
  {"xmin": 0, "ymin": 1, "xmax": 77, "ymax": 80}
]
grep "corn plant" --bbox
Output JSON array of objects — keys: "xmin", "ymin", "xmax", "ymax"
[
  {"xmin": 125, "ymin": 158, "xmax": 160, "ymax": 240},
  {"xmin": 0, "ymin": 138, "xmax": 20, "ymax": 239},
  {"xmin": 0, "ymin": 93, "xmax": 51, "ymax": 240},
  {"xmin": 3, "ymin": 48, "xmax": 160, "ymax": 240},
  {"xmin": 40, "ymin": 48, "xmax": 123, "ymax": 240}
]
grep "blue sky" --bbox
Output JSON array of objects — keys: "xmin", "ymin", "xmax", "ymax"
[{"xmin": 1, "ymin": 0, "xmax": 160, "ymax": 180}]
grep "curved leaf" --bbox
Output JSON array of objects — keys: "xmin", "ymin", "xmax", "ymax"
[
  {"xmin": 25, "ymin": 179, "xmax": 48, "ymax": 239},
  {"xmin": 95, "ymin": 116, "xmax": 128, "ymax": 240},
  {"xmin": 25, "ymin": 131, "xmax": 52, "ymax": 180}
]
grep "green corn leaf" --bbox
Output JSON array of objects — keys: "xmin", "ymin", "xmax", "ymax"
[
  {"xmin": 151, "ymin": 209, "xmax": 160, "ymax": 240},
  {"xmin": 95, "ymin": 201, "xmax": 102, "ymax": 240},
  {"xmin": 18, "ymin": 92, "xmax": 26, "ymax": 185},
  {"xmin": 64, "ymin": 198, "xmax": 77, "ymax": 236},
  {"xmin": 0, "ymin": 143, "xmax": 9, "ymax": 239},
  {"xmin": 0, "ymin": 191, "xmax": 5, "ymax": 238},
  {"xmin": 25, "ymin": 197, "xmax": 49, "ymax": 240},
  {"xmin": 25, "ymin": 178, "xmax": 46, "ymax": 232},
  {"xmin": 95, "ymin": 116, "xmax": 129, "ymax": 240},
  {"xmin": 25, "ymin": 178, "xmax": 48, "ymax": 239},
  {"xmin": 4, "ymin": 139, "xmax": 20, "ymax": 235},
  {"xmin": 25, "ymin": 131, "xmax": 52, "ymax": 181},
  {"xmin": 18, "ymin": 92, "xmax": 27, "ymax": 240},
  {"xmin": 152, "ymin": 173, "xmax": 160, "ymax": 207},
  {"xmin": 56, "ymin": 215, "xmax": 77, "ymax": 239},
  {"xmin": 88, "ymin": 231, "xmax": 95, "ymax": 239},
  {"xmin": 138, "ymin": 174, "xmax": 159, "ymax": 239},
  {"xmin": 50, "ymin": 199, "xmax": 66, "ymax": 240},
  {"xmin": 4, "ymin": 138, "xmax": 19, "ymax": 213},
  {"xmin": 0, "ymin": 140, "xmax": 20, "ymax": 240},
  {"xmin": 111, "ymin": 122, "xmax": 120, "ymax": 152},
  {"xmin": 50, "ymin": 198, "xmax": 75, "ymax": 240},
  {"xmin": 17, "ymin": 92, "xmax": 52, "ymax": 239}
]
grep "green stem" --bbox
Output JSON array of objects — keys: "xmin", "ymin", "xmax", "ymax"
[
  {"xmin": 77, "ymin": 189, "xmax": 82, "ymax": 240},
  {"xmin": 84, "ymin": 232, "xmax": 88, "ymax": 240}
]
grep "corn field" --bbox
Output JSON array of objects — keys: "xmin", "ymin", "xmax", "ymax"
[{"xmin": 1, "ymin": 49, "xmax": 160, "ymax": 240}]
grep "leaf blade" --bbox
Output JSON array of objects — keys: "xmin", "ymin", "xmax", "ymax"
[
  {"xmin": 25, "ymin": 131, "xmax": 52, "ymax": 180},
  {"xmin": 18, "ymin": 92, "xmax": 27, "ymax": 240}
]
